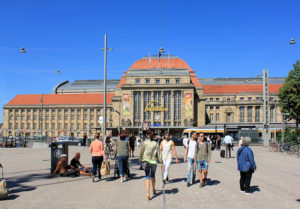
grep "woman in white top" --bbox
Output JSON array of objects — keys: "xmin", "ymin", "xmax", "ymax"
[
  {"xmin": 160, "ymin": 133, "xmax": 178, "ymax": 184},
  {"xmin": 238, "ymin": 136, "xmax": 244, "ymax": 149}
]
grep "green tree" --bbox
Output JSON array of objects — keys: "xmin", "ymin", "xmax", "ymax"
[{"xmin": 278, "ymin": 60, "xmax": 300, "ymax": 131}]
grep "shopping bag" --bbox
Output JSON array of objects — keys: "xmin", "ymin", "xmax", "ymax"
[
  {"xmin": 100, "ymin": 160, "xmax": 110, "ymax": 175},
  {"xmin": 0, "ymin": 168, "xmax": 8, "ymax": 200}
]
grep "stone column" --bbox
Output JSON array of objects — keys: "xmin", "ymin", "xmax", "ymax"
[{"xmin": 171, "ymin": 91, "xmax": 175, "ymax": 126}]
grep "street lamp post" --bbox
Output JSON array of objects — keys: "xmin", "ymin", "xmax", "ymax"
[{"xmin": 101, "ymin": 34, "xmax": 112, "ymax": 139}]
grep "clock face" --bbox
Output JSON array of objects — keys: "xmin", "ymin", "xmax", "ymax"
[{"xmin": 155, "ymin": 114, "xmax": 160, "ymax": 120}]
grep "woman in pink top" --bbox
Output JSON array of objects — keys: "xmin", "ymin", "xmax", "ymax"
[{"xmin": 90, "ymin": 132, "xmax": 105, "ymax": 182}]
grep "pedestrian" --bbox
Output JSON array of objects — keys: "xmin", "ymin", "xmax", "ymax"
[
  {"xmin": 139, "ymin": 130, "xmax": 162, "ymax": 200},
  {"xmin": 83, "ymin": 133, "xmax": 87, "ymax": 147},
  {"xmin": 160, "ymin": 132, "xmax": 179, "ymax": 184},
  {"xmin": 115, "ymin": 133, "xmax": 130, "ymax": 183},
  {"xmin": 90, "ymin": 132, "xmax": 105, "ymax": 182},
  {"xmin": 238, "ymin": 136, "xmax": 244, "ymax": 149},
  {"xmin": 184, "ymin": 132, "xmax": 198, "ymax": 187},
  {"xmin": 137, "ymin": 135, "xmax": 142, "ymax": 148},
  {"xmin": 183, "ymin": 134, "xmax": 189, "ymax": 149},
  {"xmin": 128, "ymin": 133, "xmax": 136, "ymax": 157},
  {"xmin": 223, "ymin": 133, "xmax": 233, "ymax": 158},
  {"xmin": 237, "ymin": 137, "xmax": 256, "ymax": 194},
  {"xmin": 216, "ymin": 134, "xmax": 221, "ymax": 151},
  {"xmin": 195, "ymin": 133, "xmax": 211, "ymax": 187}
]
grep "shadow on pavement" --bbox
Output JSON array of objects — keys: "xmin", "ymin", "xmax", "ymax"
[
  {"xmin": 151, "ymin": 188, "xmax": 179, "ymax": 199},
  {"xmin": 169, "ymin": 178, "xmax": 185, "ymax": 183},
  {"xmin": 296, "ymin": 199, "xmax": 300, "ymax": 202},
  {"xmin": 5, "ymin": 194, "xmax": 20, "ymax": 200},
  {"xmin": 250, "ymin": 185, "xmax": 260, "ymax": 193},
  {"xmin": 207, "ymin": 179, "xmax": 221, "ymax": 186}
]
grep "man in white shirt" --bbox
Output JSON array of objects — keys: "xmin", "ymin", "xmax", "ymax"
[
  {"xmin": 223, "ymin": 133, "xmax": 233, "ymax": 159},
  {"xmin": 183, "ymin": 134, "xmax": 189, "ymax": 149},
  {"xmin": 184, "ymin": 132, "xmax": 197, "ymax": 187}
]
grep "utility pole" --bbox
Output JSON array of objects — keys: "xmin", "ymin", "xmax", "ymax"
[
  {"xmin": 40, "ymin": 93, "xmax": 43, "ymax": 140},
  {"xmin": 263, "ymin": 69, "xmax": 270, "ymax": 146},
  {"xmin": 102, "ymin": 34, "xmax": 112, "ymax": 139}
]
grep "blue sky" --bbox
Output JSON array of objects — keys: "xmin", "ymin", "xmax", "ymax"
[{"xmin": 1, "ymin": 0, "xmax": 300, "ymax": 122}]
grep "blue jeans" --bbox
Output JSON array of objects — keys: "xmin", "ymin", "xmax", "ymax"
[
  {"xmin": 186, "ymin": 157, "xmax": 196, "ymax": 183},
  {"xmin": 118, "ymin": 156, "xmax": 128, "ymax": 177}
]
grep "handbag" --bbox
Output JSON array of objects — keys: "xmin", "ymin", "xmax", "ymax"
[
  {"xmin": 0, "ymin": 167, "xmax": 8, "ymax": 200},
  {"xmin": 100, "ymin": 160, "xmax": 110, "ymax": 175}
]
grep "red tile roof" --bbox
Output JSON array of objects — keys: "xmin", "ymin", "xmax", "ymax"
[
  {"xmin": 116, "ymin": 57, "xmax": 202, "ymax": 88},
  {"xmin": 5, "ymin": 93, "xmax": 115, "ymax": 106},
  {"xmin": 203, "ymin": 84, "xmax": 282, "ymax": 95}
]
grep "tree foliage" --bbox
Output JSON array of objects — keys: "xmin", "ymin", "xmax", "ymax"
[{"xmin": 278, "ymin": 60, "xmax": 300, "ymax": 130}]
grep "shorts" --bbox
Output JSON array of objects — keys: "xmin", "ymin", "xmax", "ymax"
[
  {"xmin": 144, "ymin": 162, "xmax": 157, "ymax": 179},
  {"xmin": 197, "ymin": 160, "xmax": 208, "ymax": 171}
]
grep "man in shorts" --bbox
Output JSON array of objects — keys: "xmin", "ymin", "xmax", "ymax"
[
  {"xmin": 195, "ymin": 132, "xmax": 211, "ymax": 187},
  {"xmin": 70, "ymin": 153, "xmax": 91, "ymax": 176}
]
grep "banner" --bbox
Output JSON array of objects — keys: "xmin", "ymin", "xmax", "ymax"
[
  {"xmin": 123, "ymin": 94, "xmax": 130, "ymax": 116},
  {"xmin": 185, "ymin": 93, "xmax": 193, "ymax": 117}
]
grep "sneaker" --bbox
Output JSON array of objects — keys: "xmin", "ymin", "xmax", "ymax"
[
  {"xmin": 187, "ymin": 182, "xmax": 191, "ymax": 187},
  {"xmin": 204, "ymin": 178, "xmax": 208, "ymax": 186},
  {"xmin": 200, "ymin": 182, "xmax": 205, "ymax": 187},
  {"xmin": 124, "ymin": 176, "xmax": 127, "ymax": 182},
  {"xmin": 244, "ymin": 191, "xmax": 252, "ymax": 195},
  {"xmin": 120, "ymin": 177, "xmax": 123, "ymax": 183},
  {"xmin": 92, "ymin": 175, "xmax": 95, "ymax": 182},
  {"xmin": 163, "ymin": 180, "xmax": 166, "ymax": 185}
]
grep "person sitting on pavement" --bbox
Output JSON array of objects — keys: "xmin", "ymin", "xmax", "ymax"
[
  {"xmin": 70, "ymin": 153, "xmax": 91, "ymax": 176},
  {"xmin": 52, "ymin": 154, "xmax": 79, "ymax": 177}
]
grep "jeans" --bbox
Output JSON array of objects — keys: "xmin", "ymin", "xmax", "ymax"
[
  {"xmin": 186, "ymin": 157, "xmax": 196, "ymax": 183},
  {"xmin": 240, "ymin": 170, "xmax": 253, "ymax": 192},
  {"xmin": 226, "ymin": 143, "xmax": 231, "ymax": 158},
  {"xmin": 92, "ymin": 156, "xmax": 103, "ymax": 178},
  {"xmin": 118, "ymin": 156, "xmax": 128, "ymax": 177}
]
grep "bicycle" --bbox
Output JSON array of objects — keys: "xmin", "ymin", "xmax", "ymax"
[{"xmin": 104, "ymin": 143, "xmax": 116, "ymax": 160}]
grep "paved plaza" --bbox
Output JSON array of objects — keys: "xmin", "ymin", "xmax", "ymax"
[{"xmin": 0, "ymin": 145, "xmax": 300, "ymax": 209}]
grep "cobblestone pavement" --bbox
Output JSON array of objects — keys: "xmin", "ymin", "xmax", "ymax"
[{"xmin": 0, "ymin": 145, "xmax": 300, "ymax": 209}]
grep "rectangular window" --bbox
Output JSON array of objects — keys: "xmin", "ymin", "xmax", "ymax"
[
  {"xmin": 216, "ymin": 98, "xmax": 219, "ymax": 102},
  {"xmin": 165, "ymin": 79, "xmax": 170, "ymax": 84},
  {"xmin": 256, "ymin": 97, "xmax": 261, "ymax": 101},
  {"xmin": 216, "ymin": 106, "xmax": 220, "ymax": 110},
  {"xmin": 65, "ymin": 123, "xmax": 68, "ymax": 129},
  {"xmin": 58, "ymin": 123, "xmax": 62, "ymax": 129},
  {"xmin": 240, "ymin": 106, "xmax": 245, "ymax": 122},
  {"xmin": 27, "ymin": 123, "xmax": 31, "ymax": 129},
  {"xmin": 135, "ymin": 79, "xmax": 140, "ymax": 84},
  {"xmin": 270, "ymin": 106, "xmax": 275, "ymax": 122},
  {"xmin": 9, "ymin": 123, "xmax": 12, "ymax": 129},
  {"xmin": 90, "ymin": 123, "xmax": 94, "ymax": 128},
  {"xmin": 240, "ymin": 97, "xmax": 244, "ymax": 101},
  {"xmin": 216, "ymin": 113, "xmax": 220, "ymax": 122},
  {"xmin": 15, "ymin": 123, "xmax": 18, "ymax": 129},
  {"xmin": 248, "ymin": 97, "xmax": 252, "ymax": 101},
  {"xmin": 255, "ymin": 106, "xmax": 260, "ymax": 122},
  {"xmin": 133, "ymin": 92, "xmax": 142, "ymax": 126},
  {"xmin": 33, "ymin": 123, "xmax": 37, "ymax": 129},
  {"xmin": 210, "ymin": 98, "xmax": 213, "ymax": 102},
  {"xmin": 164, "ymin": 91, "xmax": 171, "ymax": 122},
  {"xmin": 143, "ymin": 92, "xmax": 152, "ymax": 121},
  {"xmin": 51, "ymin": 123, "xmax": 55, "ymax": 129},
  {"xmin": 155, "ymin": 79, "xmax": 160, "ymax": 84},
  {"xmin": 21, "ymin": 123, "xmax": 25, "ymax": 129},
  {"xmin": 175, "ymin": 79, "xmax": 180, "ymax": 84},
  {"xmin": 226, "ymin": 113, "xmax": 231, "ymax": 123},
  {"xmin": 247, "ymin": 106, "xmax": 253, "ymax": 122},
  {"xmin": 210, "ymin": 106, "xmax": 213, "ymax": 110},
  {"xmin": 145, "ymin": 79, "xmax": 150, "ymax": 84},
  {"xmin": 46, "ymin": 123, "xmax": 49, "ymax": 129},
  {"xmin": 153, "ymin": 91, "xmax": 161, "ymax": 123},
  {"xmin": 174, "ymin": 91, "xmax": 182, "ymax": 125},
  {"xmin": 71, "ymin": 123, "xmax": 74, "ymax": 130},
  {"xmin": 210, "ymin": 113, "xmax": 213, "ymax": 122},
  {"xmin": 83, "ymin": 123, "xmax": 87, "ymax": 129},
  {"xmin": 227, "ymin": 98, "xmax": 231, "ymax": 102},
  {"xmin": 77, "ymin": 123, "xmax": 81, "ymax": 129}
]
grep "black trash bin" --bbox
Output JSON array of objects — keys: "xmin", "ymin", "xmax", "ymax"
[{"xmin": 50, "ymin": 142, "xmax": 69, "ymax": 174}]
